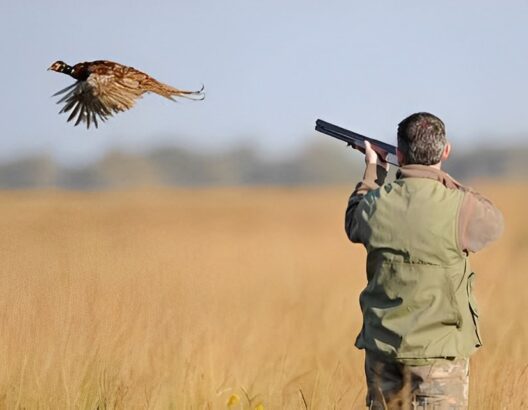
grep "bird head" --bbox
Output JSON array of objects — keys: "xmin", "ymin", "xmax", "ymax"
[{"xmin": 48, "ymin": 60, "xmax": 69, "ymax": 73}]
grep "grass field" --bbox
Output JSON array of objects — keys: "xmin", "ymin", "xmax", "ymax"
[{"xmin": 1, "ymin": 184, "xmax": 527, "ymax": 409}]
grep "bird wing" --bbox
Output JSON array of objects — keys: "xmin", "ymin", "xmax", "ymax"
[
  {"xmin": 54, "ymin": 80, "xmax": 111, "ymax": 129},
  {"xmin": 88, "ymin": 71, "xmax": 145, "ymax": 114},
  {"xmin": 53, "ymin": 71, "xmax": 145, "ymax": 129}
]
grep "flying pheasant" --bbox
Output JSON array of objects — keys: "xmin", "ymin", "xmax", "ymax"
[{"xmin": 48, "ymin": 60, "xmax": 205, "ymax": 129}]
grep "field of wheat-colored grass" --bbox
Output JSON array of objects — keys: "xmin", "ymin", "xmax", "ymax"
[{"xmin": 0, "ymin": 183, "xmax": 527, "ymax": 409}]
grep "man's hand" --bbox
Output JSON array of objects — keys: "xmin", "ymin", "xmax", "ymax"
[{"xmin": 364, "ymin": 141, "xmax": 390, "ymax": 171}]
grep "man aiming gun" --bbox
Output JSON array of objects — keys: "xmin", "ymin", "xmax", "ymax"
[{"xmin": 345, "ymin": 112, "xmax": 503, "ymax": 409}]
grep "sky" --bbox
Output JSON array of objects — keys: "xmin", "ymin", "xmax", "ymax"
[{"xmin": 1, "ymin": 0, "xmax": 528, "ymax": 165}]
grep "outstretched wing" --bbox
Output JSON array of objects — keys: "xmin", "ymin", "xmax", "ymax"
[
  {"xmin": 53, "ymin": 72, "xmax": 144, "ymax": 129},
  {"xmin": 54, "ymin": 80, "xmax": 111, "ymax": 129}
]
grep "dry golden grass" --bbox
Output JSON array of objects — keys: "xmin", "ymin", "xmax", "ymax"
[{"xmin": 0, "ymin": 183, "xmax": 526, "ymax": 409}]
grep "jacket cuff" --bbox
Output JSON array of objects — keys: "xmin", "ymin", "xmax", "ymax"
[
  {"xmin": 363, "ymin": 163, "xmax": 388, "ymax": 187},
  {"xmin": 350, "ymin": 163, "xmax": 388, "ymax": 197}
]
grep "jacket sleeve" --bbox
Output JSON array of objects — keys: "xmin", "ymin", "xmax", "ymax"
[
  {"xmin": 458, "ymin": 189, "xmax": 504, "ymax": 253},
  {"xmin": 345, "ymin": 164, "xmax": 387, "ymax": 243}
]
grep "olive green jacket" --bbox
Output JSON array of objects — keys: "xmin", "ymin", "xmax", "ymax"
[{"xmin": 345, "ymin": 164, "xmax": 503, "ymax": 362}]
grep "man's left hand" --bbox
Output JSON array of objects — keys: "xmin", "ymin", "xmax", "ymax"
[{"xmin": 364, "ymin": 141, "xmax": 390, "ymax": 171}]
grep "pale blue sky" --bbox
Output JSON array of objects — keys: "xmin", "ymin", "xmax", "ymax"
[{"xmin": 1, "ymin": 0, "xmax": 527, "ymax": 164}]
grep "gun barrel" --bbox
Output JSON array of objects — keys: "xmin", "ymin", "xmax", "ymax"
[{"xmin": 315, "ymin": 119, "xmax": 399, "ymax": 166}]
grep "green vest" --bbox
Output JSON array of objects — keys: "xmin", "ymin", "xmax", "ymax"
[{"xmin": 353, "ymin": 177, "xmax": 481, "ymax": 361}]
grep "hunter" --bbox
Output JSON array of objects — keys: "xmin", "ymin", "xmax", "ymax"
[{"xmin": 345, "ymin": 112, "xmax": 504, "ymax": 409}]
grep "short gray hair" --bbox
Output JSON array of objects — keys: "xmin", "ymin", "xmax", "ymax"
[{"xmin": 397, "ymin": 113, "xmax": 446, "ymax": 165}]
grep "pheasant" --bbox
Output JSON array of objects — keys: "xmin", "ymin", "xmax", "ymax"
[{"xmin": 48, "ymin": 60, "xmax": 205, "ymax": 129}]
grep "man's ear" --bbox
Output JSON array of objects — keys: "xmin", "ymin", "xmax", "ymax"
[
  {"xmin": 441, "ymin": 143, "xmax": 451, "ymax": 162},
  {"xmin": 397, "ymin": 148, "xmax": 405, "ymax": 166}
]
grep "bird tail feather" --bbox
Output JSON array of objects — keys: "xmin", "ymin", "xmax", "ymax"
[{"xmin": 147, "ymin": 79, "xmax": 205, "ymax": 101}]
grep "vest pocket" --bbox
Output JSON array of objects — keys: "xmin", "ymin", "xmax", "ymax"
[
  {"xmin": 445, "ymin": 276, "xmax": 463, "ymax": 329},
  {"xmin": 467, "ymin": 271, "xmax": 482, "ymax": 345}
]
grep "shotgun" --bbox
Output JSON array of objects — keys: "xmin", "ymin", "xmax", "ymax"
[{"xmin": 315, "ymin": 119, "xmax": 399, "ymax": 166}]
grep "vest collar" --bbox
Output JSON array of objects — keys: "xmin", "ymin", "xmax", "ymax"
[{"xmin": 396, "ymin": 164, "xmax": 463, "ymax": 189}]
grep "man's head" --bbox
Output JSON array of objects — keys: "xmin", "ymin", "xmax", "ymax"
[{"xmin": 397, "ymin": 112, "xmax": 450, "ymax": 166}]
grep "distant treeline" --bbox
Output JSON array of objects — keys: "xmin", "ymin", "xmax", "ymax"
[{"xmin": 0, "ymin": 139, "xmax": 526, "ymax": 189}]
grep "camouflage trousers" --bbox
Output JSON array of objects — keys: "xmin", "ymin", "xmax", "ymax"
[{"xmin": 364, "ymin": 350, "xmax": 469, "ymax": 409}]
